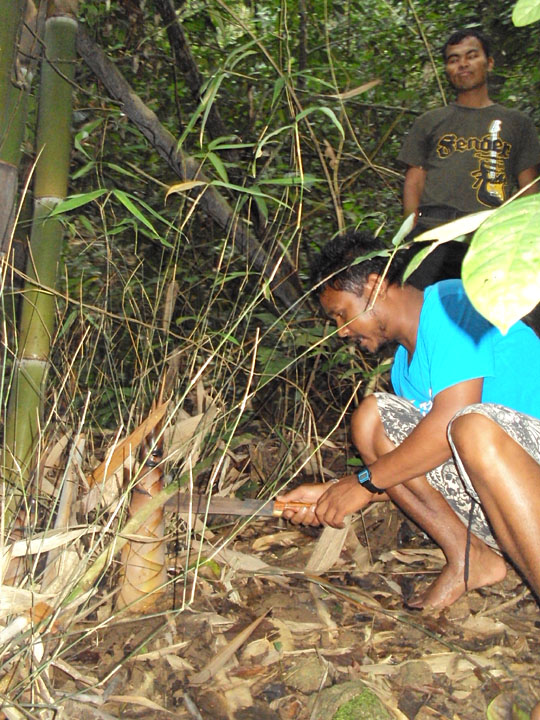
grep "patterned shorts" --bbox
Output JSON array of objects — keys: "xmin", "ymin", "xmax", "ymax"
[{"xmin": 374, "ymin": 393, "xmax": 540, "ymax": 550}]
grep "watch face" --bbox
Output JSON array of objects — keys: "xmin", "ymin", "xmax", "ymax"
[{"xmin": 357, "ymin": 468, "xmax": 371, "ymax": 484}]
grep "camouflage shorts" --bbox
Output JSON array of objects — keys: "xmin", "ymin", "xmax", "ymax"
[{"xmin": 374, "ymin": 393, "xmax": 540, "ymax": 550}]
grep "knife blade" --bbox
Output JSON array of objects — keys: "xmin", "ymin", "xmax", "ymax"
[{"xmin": 164, "ymin": 492, "xmax": 311, "ymax": 517}]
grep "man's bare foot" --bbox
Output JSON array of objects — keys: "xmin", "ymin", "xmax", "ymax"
[{"xmin": 406, "ymin": 540, "xmax": 507, "ymax": 609}]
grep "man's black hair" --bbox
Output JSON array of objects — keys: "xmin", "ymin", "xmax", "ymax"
[
  {"xmin": 310, "ymin": 230, "xmax": 409, "ymax": 297},
  {"xmin": 442, "ymin": 29, "xmax": 491, "ymax": 61}
]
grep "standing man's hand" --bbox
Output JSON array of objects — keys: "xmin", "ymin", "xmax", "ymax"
[{"xmin": 277, "ymin": 475, "xmax": 375, "ymax": 528}]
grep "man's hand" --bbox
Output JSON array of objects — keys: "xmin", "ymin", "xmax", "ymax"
[
  {"xmin": 276, "ymin": 483, "xmax": 327, "ymax": 526},
  {"xmin": 314, "ymin": 475, "xmax": 373, "ymax": 527},
  {"xmin": 278, "ymin": 475, "xmax": 374, "ymax": 528}
]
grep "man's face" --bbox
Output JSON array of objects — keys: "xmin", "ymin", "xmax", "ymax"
[
  {"xmin": 319, "ymin": 284, "xmax": 393, "ymax": 354},
  {"xmin": 444, "ymin": 36, "xmax": 493, "ymax": 92}
]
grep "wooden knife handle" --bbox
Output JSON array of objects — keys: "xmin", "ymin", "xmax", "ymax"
[{"xmin": 272, "ymin": 500, "xmax": 314, "ymax": 517}]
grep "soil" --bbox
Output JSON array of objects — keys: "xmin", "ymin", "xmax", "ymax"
[
  {"xmin": 44, "ymin": 501, "xmax": 540, "ymax": 720},
  {"xmin": 3, "ymin": 434, "xmax": 539, "ymax": 720}
]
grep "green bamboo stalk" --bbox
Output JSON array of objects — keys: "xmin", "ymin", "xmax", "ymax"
[
  {"xmin": 0, "ymin": 0, "xmax": 26, "ymax": 254},
  {"xmin": 3, "ymin": 2, "xmax": 78, "ymax": 501}
]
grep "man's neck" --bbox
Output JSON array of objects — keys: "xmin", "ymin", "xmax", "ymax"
[
  {"xmin": 388, "ymin": 284, "xmax": 424, "ymax": 357},
  {"xmin": 455, "ymin": 86, "xmax": 493, "ymax": 108}
]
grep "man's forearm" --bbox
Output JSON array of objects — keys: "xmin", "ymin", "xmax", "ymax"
[
  {"xmin": 403, "ymin": 166, "xmax": 426, "ymax": 217},
  {"xmin": 365, "ymin": 380, "xmax": 484, "ymax": 491},
  {"xmin": 368, "ymin": 410, "xmax": 452, "ymax": 491},
  {"xmin": 518, "ymin": 166, "xmax": 540, "ymax": 196}
]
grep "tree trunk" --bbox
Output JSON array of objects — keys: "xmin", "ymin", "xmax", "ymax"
[{"xmin": 152, "ymin": 0, "xmax": 233, "ymax": 150}]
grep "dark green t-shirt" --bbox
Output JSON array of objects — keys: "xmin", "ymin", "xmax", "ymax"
[{"xmin": 398, "ymin": 103, "xmax": 540, "ymax": 213}]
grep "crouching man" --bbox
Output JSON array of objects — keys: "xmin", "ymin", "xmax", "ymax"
[{"xmin": 279, "ymin": 231, "xmax": 540, "ymax": 610}]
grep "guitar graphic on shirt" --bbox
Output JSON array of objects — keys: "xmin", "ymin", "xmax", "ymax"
[{"xmin": 473, "ymin": 120, "xmax": 506, "ymax": 206}]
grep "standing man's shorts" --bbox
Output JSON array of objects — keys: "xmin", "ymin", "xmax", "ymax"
[{"xmin": 374, "ymin": 393, "xmax": 540, "ymax": 551}]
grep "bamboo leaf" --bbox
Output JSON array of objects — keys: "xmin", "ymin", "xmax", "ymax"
[
  {"xmin": 165, "ymin": 180, "xmax": 208, "ymax": 200},
  {"xmin": 414, "ymin": 210, "xmax": 494, "ymax": 243},
  {"xmin": 257, "ymin": 174, "xmax": 318, "ymax": 187},
  {"xmin": 462, "ymin": 194, "xmax": 540, "ymax": 333},
  {"xmin": 332, "ymin": 79, "xmax": 381, "ymax": 100},
  {"xmin": 402, "ymin": 245, "xmax": 433, "ymax": 283},
  {"xmin": 512, "ymin": 0, "xmax": 540, "ymax": 26},
  {"xmin": 112, "ymin": 189, "xmax": 159, "ymax": 236},
  {"xmin": 271, "ymin": 76, "xmax": 285, "ymax": 107},
  {"xmin": 254, "ymin": 195, "xmax": 268, "ymax": 223},
  {"xmin": 295, "ymin": 106, "xmax": 345, "ymax": 139},
  {"xmin": 391, "ymin": 212, "xmax": 415, "ymax": 247},
  {"xmin": 207, "ymin": 151, "xmax": 228, "ymax": 182},
  {"xmin": 254, "ymin": 124, "xmax": 292, "ymax": 160},
  {"xmin": 403, "ymin": 235, "xmax": 468, "ymax": 282},
  {"xmin": 213, "ymin": 181, "xmax": 291, "ymax": 207},
  {"xmin": 48, "ymin": 189, "xmax": 108, "ymax": 215}
]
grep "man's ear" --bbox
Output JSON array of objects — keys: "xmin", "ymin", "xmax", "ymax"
[
  {"xmin": 487, "ymin": 56, "xmax": 494, "ymax": 71},
  {"xmin": 364, "ymin": 273, "xmax": 387, "ymax": 298}
]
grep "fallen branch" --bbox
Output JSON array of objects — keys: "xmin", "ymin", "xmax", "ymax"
[{"xmin": 76, "ymin": 27, "xmax": 299, "ymax": 308}]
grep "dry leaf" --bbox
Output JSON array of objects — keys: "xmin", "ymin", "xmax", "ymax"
[
  {"xmin": 165, "ymin": 655, "xmax": 195, "ymax": 672},
  {"xmin": 88, "ymin": 401, "xmax": 169, "ymax": 487},
  {"xmin": 41, "ymin": 549, "xmax": 81, "ymax": 595},
  {"xmin": 333, "ymin": 79, "xmax": 381, "ymax": 99},
  {"xmin": 461, "ymin": 615, "xmax": 508, "ymax": 636},
  {"xmin": 381, "ymin": 548, "xmax": 445, "ymax": 565},
  {"xmin": 214, "ymin": 546, "xmax": 274, "ymax": 573},
  {"xmin": 4, "ymin": 527, "xmax": 97, "ymax": 559},
  {"xmin": 190, "ymin": 611, "xmax": 269, "ymax": 685},
  {"xmin": 306, "ymin": 522, "xmax": 350, "ymax": 573},
  {"xmin": 107, "ymin": 694, "xmax": 178, "ymax": 715},
  {"xmin": 251, "ymin": 530, "xmax": 303, "ymax": 552},
  {"xmin": 270, "ymin": 618, "xmax": 294, "ymax": 652},
  {"xmin": 0, "ymin": 587, "xmax": 51, "ymax": 620},
  {"xmin": 165, "ymin": 180, "xmax": 207, "ymax": 199}
]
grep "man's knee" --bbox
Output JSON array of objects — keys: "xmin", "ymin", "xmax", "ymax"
[
  {"xmin": 449, "ymin": 411, "xmax": 500, "ymax": 467},
  {"xmin": 351, "ymin": 394, "xmax": 383, "ymax": 456}
]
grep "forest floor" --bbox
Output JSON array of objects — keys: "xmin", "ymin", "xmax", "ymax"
[{"xmin": 41, "ymin": 432, "xmax": 540, "ymax": 720}]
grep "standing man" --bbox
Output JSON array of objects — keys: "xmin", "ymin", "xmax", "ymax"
[
  {"xmin": 278, "ymin": 231, "xmax": 540, "ymax": 611},
  {"xmin": 399, "ymin": 29, "xmax": 540, "ymax": 287}
]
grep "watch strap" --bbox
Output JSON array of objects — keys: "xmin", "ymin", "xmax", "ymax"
[{"xmin": 357, "ymin": 465, "xmax": 385, "ymax": 494}]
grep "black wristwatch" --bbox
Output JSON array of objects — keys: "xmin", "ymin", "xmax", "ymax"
[{"xmin": 357, "ymin": 465, "xmax": 385, "ymax": 494}]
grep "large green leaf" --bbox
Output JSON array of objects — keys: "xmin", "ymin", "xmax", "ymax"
[
  {"xmin": 414, "ymin": 210, "xmax": 493, "ymax": 243},
  {"xmin": 462, "ymin": 194, "xmax": 540, "ymax": 333},
  {"xmin": 512, "ymin": 0, "xmax": 540, "ymax": 26}
]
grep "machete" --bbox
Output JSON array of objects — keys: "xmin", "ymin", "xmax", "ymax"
[{"xmin": 164, "ymin": 493, "xmax": 311, "ymax": 517}]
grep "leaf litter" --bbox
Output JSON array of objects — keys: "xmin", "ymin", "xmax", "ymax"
[{"xmin": 1, "ymin": 429, "xmax": 539, "ymax": 720}]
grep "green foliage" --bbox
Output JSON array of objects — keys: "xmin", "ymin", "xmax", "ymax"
[
  {"xmin": 463, "ymin": 195, "xmax": 540, "ymax": 333},
  {"xmin": 513, "ymin": 0, "xmax": 540, "ymax": 26},
  {"xmin": 404, "ymin": 194, "xmax": 540, "ymax": 334}
]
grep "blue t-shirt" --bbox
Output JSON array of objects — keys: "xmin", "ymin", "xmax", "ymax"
[{"xmin": 391, "ymin": 280, "xmax": 540, "ymax": 418}]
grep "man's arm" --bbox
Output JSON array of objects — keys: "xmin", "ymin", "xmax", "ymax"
[
  {"xmin": 403, "ymin": 165, "xmax": 427, "ymax": 217},
  {"xmin": 366, "ymin": 378, "xmax": 483, "ymax": 489},
  {"xmin": 517, "ymin": 166, "xmax": 540, "ymax": 195},
  {"xmin": 286, "ymin": 378, "xmax": 484, "ymax": 528}
]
